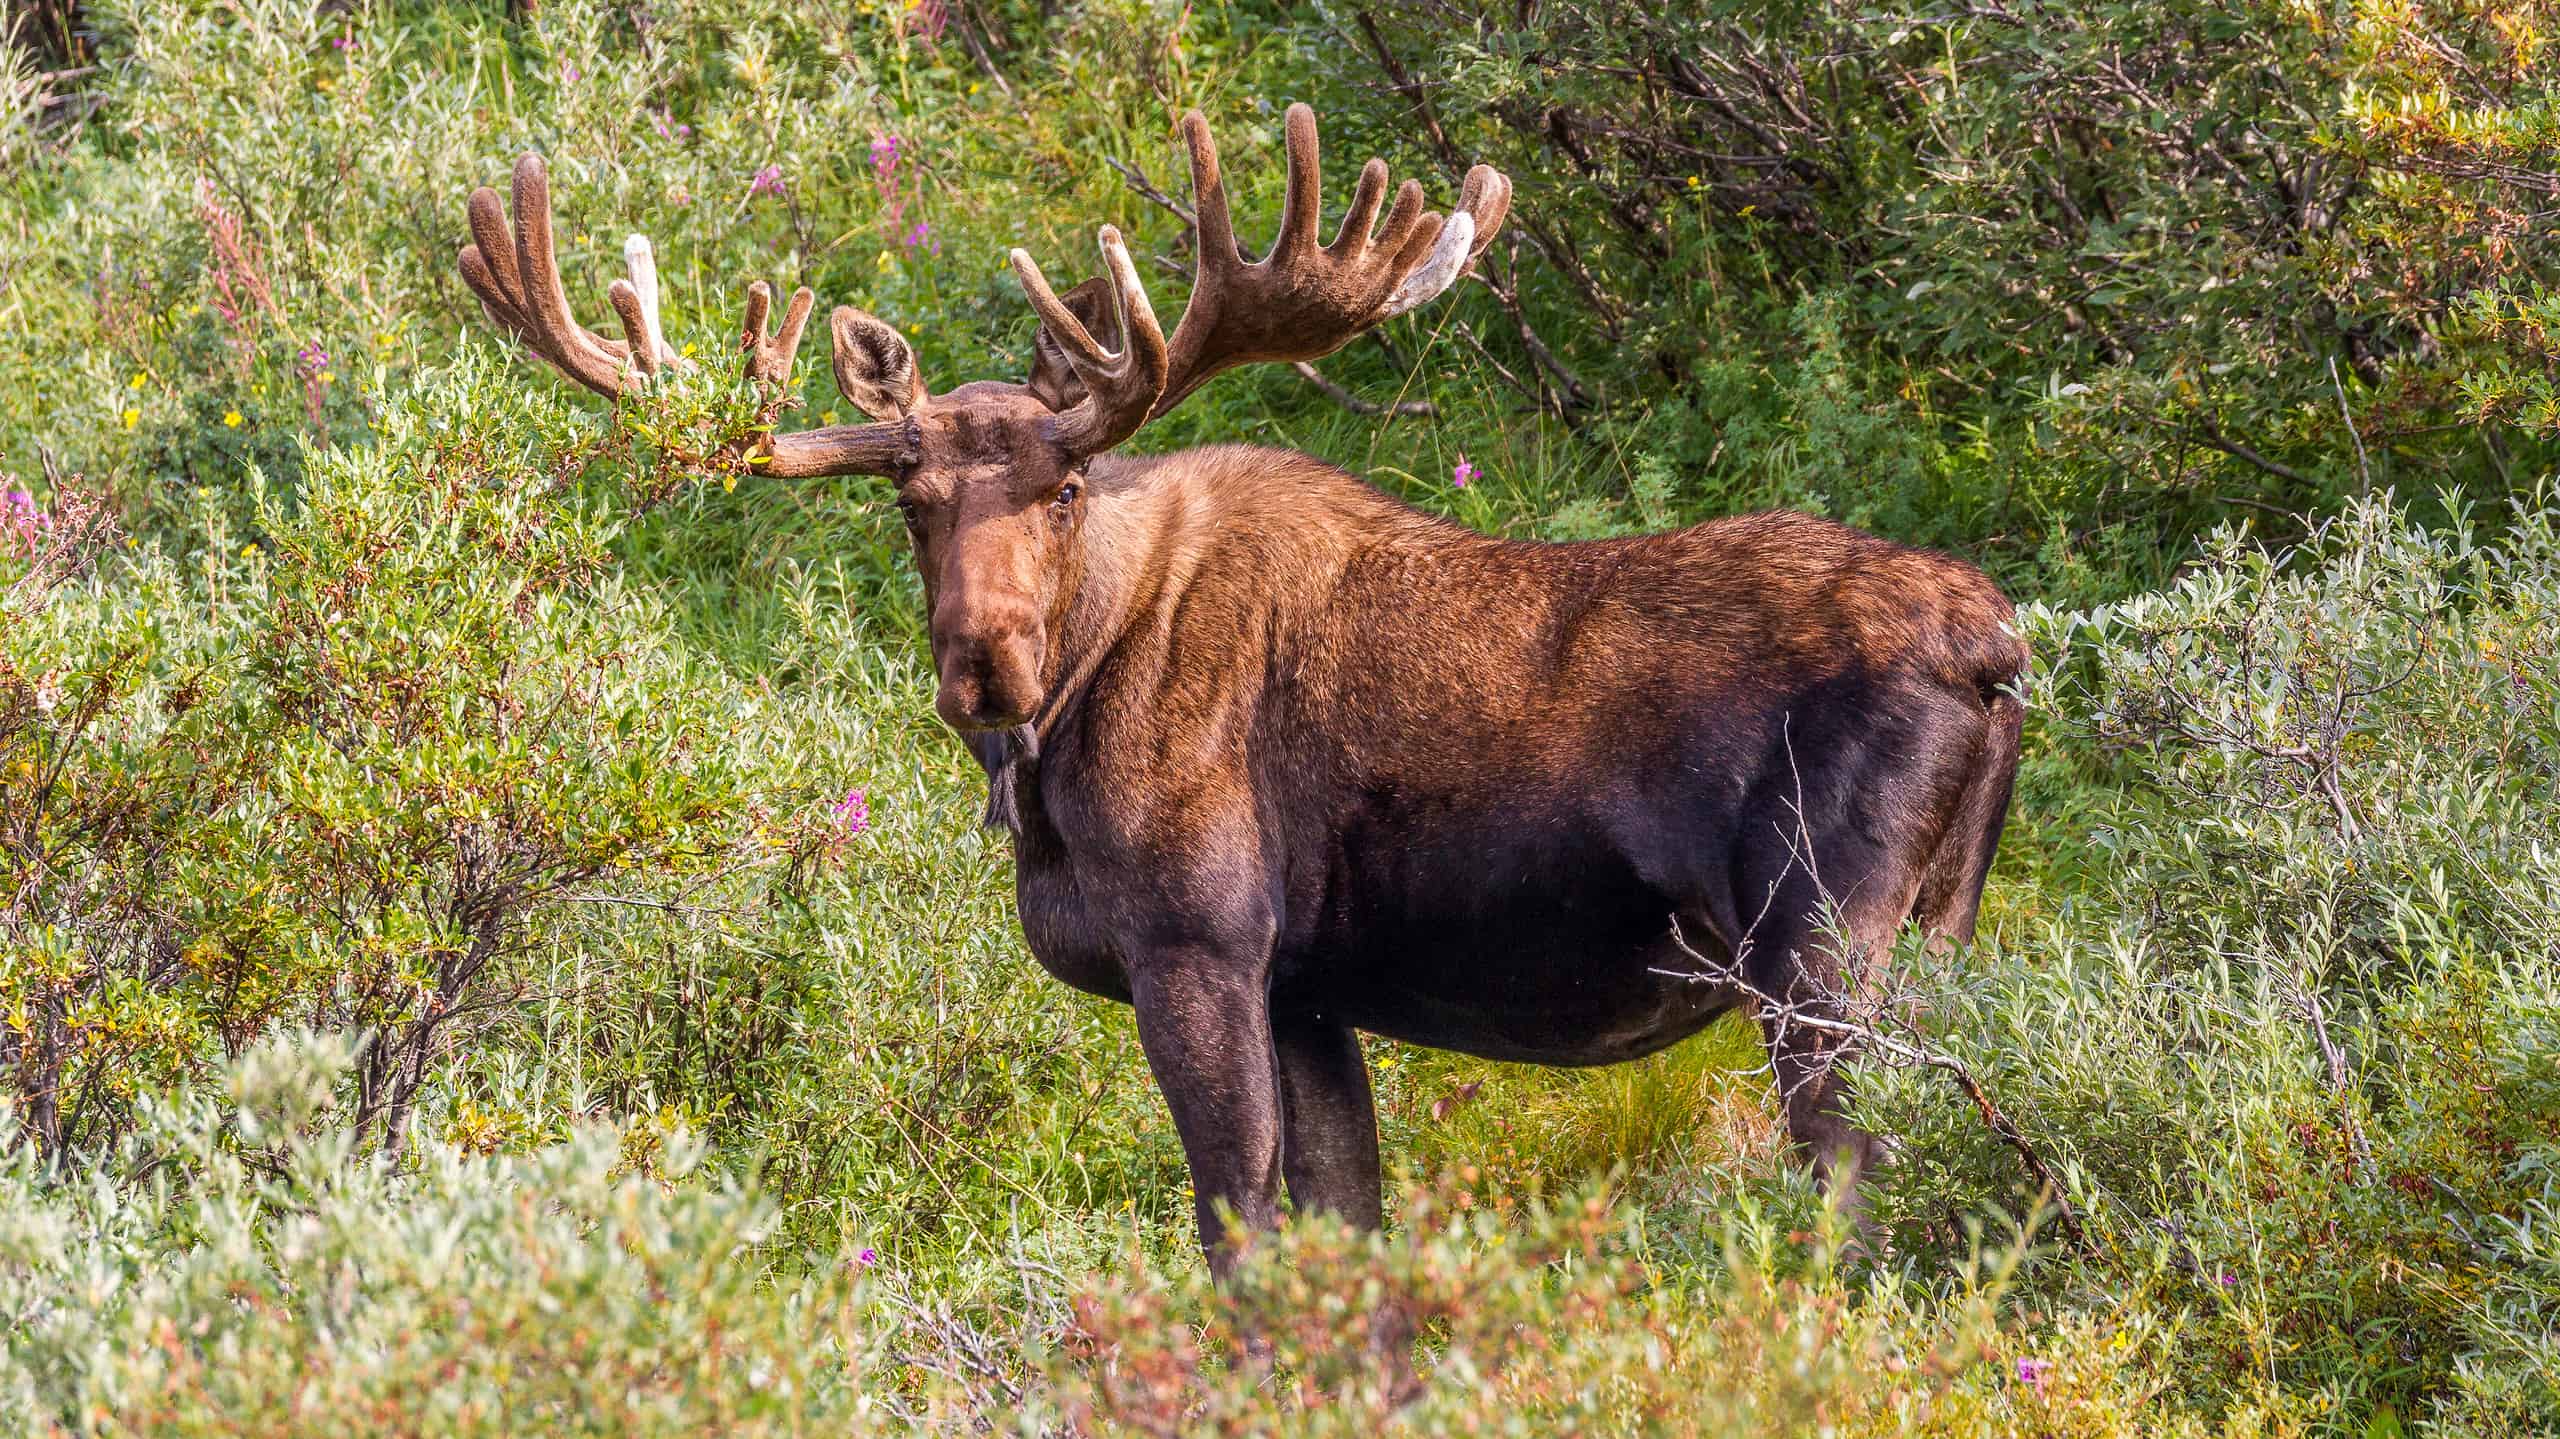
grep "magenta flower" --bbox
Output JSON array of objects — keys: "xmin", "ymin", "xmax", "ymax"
[
  {"xmin": 2219, "ymin": 1271, "xmax": 2240, "ymax": 1287},
  {"xmin": 294, "ymin": 342, "xmax": 330, "ymax": 377},
  {"xmin": 901, "ymin": 218, "xmax": 939, "ymax": 255},
  {"xmin": 749, "ymin": 164, "xmax": 786, "ymax": 199},
  {"xmin": 1452, "ymin": 455, "xmax": 1477, "ymax": 489},
  {"xmin": 857, "ymin": 1247, "xmax": 878, "ymax": 1267},
  {"xmin": 869, "ymin": 134, "xmax": 902, "ymax": 183},
  {"xmin": 832, "ymin": 788, "xmax": 870, "ymax": 835},
  {"xmin": 2015, "ymin": 1358, "xmax": 2052, "ymax": 1392},
  {"xmin": 3, "ymin": 488, "xmax": 47, "ymax": 558},
  {"xmin": 652, "ymin": 108, "xmax": 692, "ymax": 140}
]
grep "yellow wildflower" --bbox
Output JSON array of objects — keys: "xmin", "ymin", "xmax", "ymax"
[
  {"xmin": 121, "ymin": 408, "xmax": 139, "ymax": 429},
  {"xmin": 223, "ymin": 409, "xmax": 243, "ymax": 428}
]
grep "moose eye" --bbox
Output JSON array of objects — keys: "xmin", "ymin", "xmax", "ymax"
[{"xmin": 1052, "ymin": 481, "xmax": 1081, "ymax": 510}]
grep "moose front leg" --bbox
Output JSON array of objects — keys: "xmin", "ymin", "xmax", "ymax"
[{"xmin": 1128, "ymin": 956, "xmax": 1286, "ymax": 1276}]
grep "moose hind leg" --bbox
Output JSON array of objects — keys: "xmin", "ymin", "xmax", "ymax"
[
  {"xmin": 1272, "ymin": 1015, "xmax": 1383, "ymax": 1229},
  {"xmin": 1739, "ymin": 860, "xmax": 1930, "ymax": 1203}
]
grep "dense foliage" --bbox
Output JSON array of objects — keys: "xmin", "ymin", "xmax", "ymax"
[{"xmin": 6, "ymin": 0, "xmax": 2560, "ymax": 1432}]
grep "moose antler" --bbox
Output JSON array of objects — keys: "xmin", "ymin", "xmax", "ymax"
[
  {"xmin": 1155, "ymin": 103, "xmax": 1510, "ymax": 414},
  {"xmin": 461, "ymin": 110, "xmax": 1508, "ymax": 478},
  {"xmin": 458, "ymin": 153, "xmax": 916, "ymax": 475},
  {"xmin": 1010, "ymin": 105, "xmax": 1511, "ymax": 450}
]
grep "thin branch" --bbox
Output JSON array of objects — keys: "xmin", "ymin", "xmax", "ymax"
[
  {"xmin": 1661, "ymin": 915, "xmax": 2088, "ymax": 1249},
  {"xmin": 1290, "ymin": 361, "xmax": 1435, "ymax": 418},
  {"xmin": 2191, "ymin": 419, "xmax": 2314, "ymax": 488}
]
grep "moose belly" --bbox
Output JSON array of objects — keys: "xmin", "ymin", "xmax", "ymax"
[{"xmin": 1273, "ymin": 826, "xmax": 1745, "ymax": 1066}]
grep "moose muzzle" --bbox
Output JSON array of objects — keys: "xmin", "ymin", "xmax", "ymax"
[{"xmin": 932, "ymin": 620, "xmax": 1044, "ymax": 732}]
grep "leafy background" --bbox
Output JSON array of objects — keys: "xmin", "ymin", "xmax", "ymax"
[{"xmin": 4, "ymin": 0, "xmax": 2560, "ymax": 1431}]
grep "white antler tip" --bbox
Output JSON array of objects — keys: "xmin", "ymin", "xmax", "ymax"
[
  {"xmin": 1380, "ymin": 212, "xmax": 1475, "ymax": 319},
  {"xmin": 622, "ymin": 233, "xmax": 654, "ymax": 264}
]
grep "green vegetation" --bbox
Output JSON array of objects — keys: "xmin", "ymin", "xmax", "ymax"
[{"xmin": 5, "ymin": 0, "xmax": 2560, "ymax": 1430}]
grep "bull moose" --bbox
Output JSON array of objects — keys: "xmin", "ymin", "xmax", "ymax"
[{"xmin": 456, "ymin": 105, "xmax": 2025, "ymax": 1273}]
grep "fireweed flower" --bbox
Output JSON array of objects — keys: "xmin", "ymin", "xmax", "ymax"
[
  {"xmin": 294, "ymin": 342, "xmax": 330, "ymax": 377},
  {"xmin": 869, "ymin": 134, "xmax": 902, "ymax": 183},
  {"xmin": 749, "ymin": 164, "xmax": 786, "ymax": 199},
  {"xmin": 902, "ymin": 218, "xmax": 939, "ymax": 255},
  {"xmin": 2015, "ymin": 1358, "xmax": 2052, "ymax": 1392},
  {"xmin": 1452, "ymin": 455, "xmax": 1477, "ymax": 488},
  {"xmin": 857, "ymin": 1247, "xmax": 877, "ymax": 1267},
  {"xmin": 833, "ymin": 788, "xmax": 870, "ymax": 835},
  {"xmin": 3, "ymin": 488, "xmax": 46, "ymax": 557}
]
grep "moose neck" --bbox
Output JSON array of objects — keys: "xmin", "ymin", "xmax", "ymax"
[{"xmin": 1036, "ymin": 450, "xmax": 1219, "ymax": 733}]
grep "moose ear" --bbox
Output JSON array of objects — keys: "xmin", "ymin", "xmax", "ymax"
[
  {"xmin": 829, "ymin": 306, "xmax": 926, "ymax": 421},
  {"xmin": 1024, "ymin": 276, "xmax": 1124, "ymax": 413}
]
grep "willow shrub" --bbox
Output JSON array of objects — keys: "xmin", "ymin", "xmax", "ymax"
[
  {"xmin": 0, "ymin": 1034, "xmax": 870, "ymax": 1435},
  {"xmin": 1848, "ymin": 493, "xmax": 2560, "ymax": 1432},
  {"xmin": 0, "ymin": 351, "xmax": 827, "ymax": 1159}
]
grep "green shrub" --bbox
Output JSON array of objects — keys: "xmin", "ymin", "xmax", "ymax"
[{"xmin": 0, "ymin": 1034, "xmax": 870, "ymax": 1435}]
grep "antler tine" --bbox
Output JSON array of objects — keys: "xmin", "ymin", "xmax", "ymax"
[
  {"xmin": 1272, "ymin": 101, "xmax": 1327, "ymax": 261},
  {"xmin": 460, "ymin": 186, "xmax": 533, "ymax": 339},
  {"xmin": 1454, "ymin": 164, "xmax": 1513, "ymax": 266},
  {"xmin": 741, "ymin": 280, "xmax": 817, "ymax": 389},
  {"xmin": 1010, "ymin": 226, "xmax": 1169, "ymax": 456},
  {"xmin": 619, "ymin": 234, "xmax": 676, "ymax": 366}
]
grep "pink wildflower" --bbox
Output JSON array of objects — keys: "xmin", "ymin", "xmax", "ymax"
[
  {"xmin": 2015, "ymin": 1358, "xmax": 2052, "ymax": 1392},
  {"xmin": 749, "ymin": 164, "xmax": 786, "ymax": 199},
  {"xmin": 3, "ymin": 488, "xmax": 47, "ymax": 558},
  {"xmin": 832, "ymin": 788, "xmax": 870, "ymax": 836},
  {"xmin": 1452, "ymin": 455, "xmax": 1477, "ymax": 488}
]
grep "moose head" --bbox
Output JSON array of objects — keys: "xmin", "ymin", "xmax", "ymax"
[{"xmin": 457, "ymin": 106, "xmax": 1511, "ymax": 734}]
